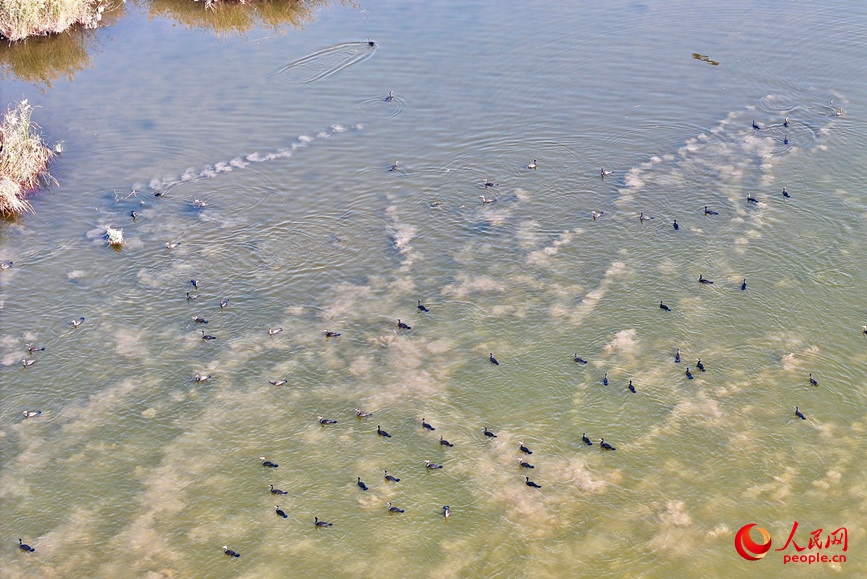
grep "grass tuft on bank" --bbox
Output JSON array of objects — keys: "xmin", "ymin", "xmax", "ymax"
[
  {"xmin": 0, "ymin": 100, "xmax": 56, "ymax": 216},
  {"xmin": 0, "ymin": 0, "xmax": 110, "ymax": 42}
]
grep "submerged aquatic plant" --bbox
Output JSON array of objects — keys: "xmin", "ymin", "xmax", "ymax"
[{"xmin": 0, "ymin": 100, "xmax": 56, "ymax": 216}]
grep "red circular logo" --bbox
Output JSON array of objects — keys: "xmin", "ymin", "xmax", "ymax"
[{"xmin": 735, "ymin": 523, "xmax": 772, "ymax": 561}]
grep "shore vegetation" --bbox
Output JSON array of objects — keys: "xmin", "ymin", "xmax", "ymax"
[
  {"xmin": 0, "ymin": 100, "xmax": 56, "ymax": 216},
  {"xmin": 0, "ymin": 0, "xmax": 112, "ymax": 43}
]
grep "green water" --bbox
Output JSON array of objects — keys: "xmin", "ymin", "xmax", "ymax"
[{"xmin": 2, "ymin": 1, "xmax": 866, "ymax": 577}]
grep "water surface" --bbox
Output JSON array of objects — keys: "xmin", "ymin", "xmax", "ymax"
[{"xmin": 2, "ymin": 1, "xmax": 866, "ymax": 577}]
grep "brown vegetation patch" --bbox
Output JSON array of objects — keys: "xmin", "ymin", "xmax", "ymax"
[{"xmin": 0, "ymin": 100, "xmax": 56, "ymax": 216}]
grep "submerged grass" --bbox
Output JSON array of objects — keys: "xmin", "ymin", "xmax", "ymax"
[
  {"xmin": 0, "ymin": 100, "xmax": 55, "ymax": 216},
  {"xmin": 0, "ymin": 0, "xmax": 113, "ymax": 42}
]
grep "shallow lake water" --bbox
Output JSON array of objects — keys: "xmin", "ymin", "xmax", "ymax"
[{"xmin": 2, "ymin": 1, "xmax": 866, "ymax": 577}]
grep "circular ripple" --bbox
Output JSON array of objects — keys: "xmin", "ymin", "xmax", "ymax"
[{"xmin": 357, "ymin": 93, "xmax": 405, "ymax": 119}]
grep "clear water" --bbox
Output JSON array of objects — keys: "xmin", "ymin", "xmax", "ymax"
[{"xmin": 2, "ymin": 1, "xmax": 866, "ymax": 577}]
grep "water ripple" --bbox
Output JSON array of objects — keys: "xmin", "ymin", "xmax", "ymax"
[{"xmin": 271, "ymin": 41, "xmax": 377, "ymax": 84}]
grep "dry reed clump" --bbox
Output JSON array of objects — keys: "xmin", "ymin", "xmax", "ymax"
[
  {"xmin": 0, "ymin": 0, "xmax": 111, "ymax": 42},
  {"xmin": 0, "ymin": 100, "xmax": 56, "ymax": 216},
  {"xmin": 105, "ymin": 225, "xmax": 124, "ymax": 247}
]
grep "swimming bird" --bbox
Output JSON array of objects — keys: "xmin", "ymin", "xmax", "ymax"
[
  {"xmin": 784, "ymin": 117, "xmax": 789, "ymax": 127},
  {"xmin": 600, "ymin": 438, "xmax": 616, "ymax": 450},
  {"xmin": 489, "ymin": 353, "xmax": 499, "ymax": 365},
  {"xmin": 439, "ymin": 436, "xmax": 454, "ymax": 447},
  {"xmin": 574, "ymin": 353, "xmax": 588, "ymax": 364},
  {"xmin": 166, "ymin": 241, "xmax": 181, "ymax": 250},
  {"xmin": 23, "ymin": 410, "xmax": 41, "ymax": 418},
  {"xmin": 685, "ymin": 367, "xmax": 693, "ymax": 379},
  {"xmin": 397, "ymin": 319, "xmax": 411, "ymax": 330},
  {"xmin": 525, "ymin": 476, "xmax": 542, "ymax": 489},
  {"xmin": 699, "ymin": 275, "xmax": 714, "ymax": 284},
  {"xmin": 696, "ymin": 359, "xmax": 705, "ymax": 372},
  {"xmin": 527, "ymin": 159, "xmax": 537, "ymax": 170},
  {"xmin": 269, "ymin": 379, "xmax": 288, "ymax": 386},
  {"xmin": 222, "ymin": 545, "xmax": 239, "ymax": 557},
  {"xmin": 591, "ymin": 210, "xmax": 605, "ymax": 220},
  {"xmin": 600, "ymin": 168, "xmax": 612, "ymax": 178},
  {"xmin": 70, "ymin": 317, "xmax": 85, "ymax": 328},
  {"xmin": 519, "ymin": 442, "xmax": 533, "ymax": 455},
  {"xmin": 795, "ymin": 406, "xmax": 806, "ymax": 420},
  {"xmin": 862, "ymin": 325, "xmax": 867, "ymax": 336},
  {"xmin": 275, "ymin": 505, "xmax": 288, "ymax": 518},
  {"xmin": 673, "ymin": 219, "xmax": 679, "ymax": 230},
  {"xmin": 314, "ymin": 516, "xmax": 333, "ymax": 527},
  {"xmin": 194, "ymin": 373, "xmax": 213, "ymax": 382},
  {"xmin": 628, "ymin": 380, "xmax": 635, "ymax": 393},
  {"xmin": 517, "ymin": 457, "xmax": 535, "ymax": 468},
  {"xmin": 201, "ymin": 330, "xmax": 217, "ymax": 340},
  {"xmin": 752, "ymin": 120, "xmax": 761, "ymax": 130},
  {"xmin": 425, "ymin": 460, "xmax": 443, "ymax": 469},
  {"xmin": 384, "ymin": 90, "xmax": 394, "ymax": 102},
  {"xmin": 675, "ymin": 348, "xmax": 681, "ymax": 363},
  {"xmin": 389, "ymin": 161, "xmax": 400, "ymax": 172},
  {"xmin": 704, "ymin": 206, "xmax": 718, "ymax": 216},
  {"xmin": 355, "ymin": 408, "xmax": 373, "ymax": 417},
  {"xmin": 422, "ymin": 418, "xmax": 435, "ymax": 431},
  {"xmin": 483, "ymin": 426, "xmax": 498, "ymax": 438},
  {"xmin": 809, "ymin": 373, "xmax": 818, "ymax": 386},
  {"xmin": 387, "ymin": 502, "xmax": 405, "ymax": 513},
  {"xmin": 191, "ymin": 315, "xmax": 208, "ymax": 324},
  {"xmin": 1, "ymin": 261, "xmax": 13, "ymax": 270},
  {"xmin": 318, "ymin": 416, "xmax": 337, "ymax": 425},
  {"xmin": 483, "ymin": 178, "xmax": 498, "ymax": 188},
  {"xmin": 660, "ymin": 301, "xmax": 671, "ymax": 311},
  {"xmin": 18, "ymin": 539, "xmax": 35, "ymax": 553},
  {"xmin": 582, "ymin": 433, "xmax": 593, "ymax": 446},
  {"xmin": 260, "ymin": 456, "xmax": 279, "ymax": 468},
  {"xmin": 268, "ymin": 327, "xmax": 283, "ymax": 336},
  {"xmin": 190, "ymin": 279, "xmax": 199, "ymax": 290},
  {"xmin": 603, "ymin": 372, "xmax": 609, "ymax": 386},
  {"xmin": 269, "ymin": 484, "xmax": 287, "ymax": 495},
  {"xmin": 783, "ymin": 135, "xmax": 789, "ymax": 145},
  {"xmin": 639, "ymin": 212, "xmax": 653, "ymax": 222},
  {"xmin": 324, "ymin": 330, "xmax": 341, "ymax": 338},
  {"xmin": 480, "ymin": 195, "xmax": 497, "ymax": 204},
  {"xmin": 368, "ymin": 39, "xmax": 376, "ymax": 47},
  {"xmin": 192, "ymin": 199, "xmax": 208, "ymax": 208},
  {"xmin": 357, "ymin": 477, "xmax": 368, "ymax": 491},
  {"xmin": 383, "ymin": 470, "xmax": 400, "ymax": 482},
  {"xmin": 186, "ymin": 292, "xmax": 198, "ymax": 301},
  {"xmin": 219, "ymin": 299, "xmax": 230, "ymax": 308},
  {"xmin": 21, "ymin": 358, "xmax": 35, "ymax": 367},
  {"xmin": 747, "ymin": 194, "xmax": 759, "ymax": 204},
  {"xmin": 443, "ymin": 505, "xmax": 451, "ymax": 518},
  {"xmin": 782, "ymin": 187, "xmax": 791, "ymax": 199},
  {"xmin": 130, "ymin": 210, "xmax": 137, "ymax": 221},
  {"xmin": 377, "ymin": 425, "xmax": 392, "ymax": 438},
  {"xmin": 417, "ymin": 300, "xmax": 429, "ymax": 312},
  {"xmin": 741, "ymin": 278, "xmax": 747, "ymax": 290}
]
